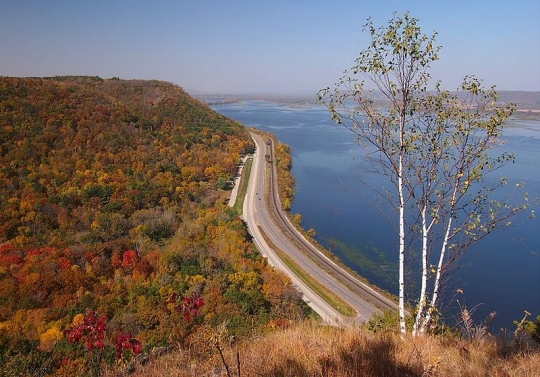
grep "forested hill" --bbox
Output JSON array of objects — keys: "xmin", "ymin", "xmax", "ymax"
[
  {"xmin": 0, "ymin": 77, "xmax": 308, "ymax": 376},
  {"xmin": 0, "ymin": 76, "xmax": 254, "ymax": 246}
]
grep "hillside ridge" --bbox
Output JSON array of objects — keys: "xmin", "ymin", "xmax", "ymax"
[{"xmin": 0, "ymin": 76, "xmax": 312, "ymax": 376}]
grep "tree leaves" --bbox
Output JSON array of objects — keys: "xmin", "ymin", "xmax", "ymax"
[{"xmin": 319, "ymin": 12, "xmax": 529, "ymax": 335}]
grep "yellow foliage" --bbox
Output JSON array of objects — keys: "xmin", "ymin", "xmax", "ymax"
[
  {"xmin": 131, "ymin": 224, "xmax": 149, "ymax": 237},
  {"xmin": 72, "ymin": 313, "xmax": 85, "ymax": 326},
  {"xmin": 5, "ymin": 309, "xmax": 50, "ymax": 340},
  {"xmin": 91, "ymin": 220, "xmax": 100, "ymax": 230},
  {"xmin": 97, "ymin": 172, "xmax": 110, "ymax": 184},
  {"xmin": 24, "ymin": 272, "xmax": 41, "ymax": 286},
  {"xmin": 159, "ymin": 286, "xmax": 168, "ymax": 296},
  {"xmin": 39, "ymin": 325, "xmax": 63, "ymax": 351},
  {"xmin": 228, "ymin": 271, "xmax": 260, "ymax": 291},
  {"xmin": 189, "ymin": 274, "xmax": 206, "ymax": 285}
]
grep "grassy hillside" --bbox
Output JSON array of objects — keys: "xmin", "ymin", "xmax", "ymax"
[
  {"xmin": 0, "ymin": 77, "xmax": 309, "ymax": 376},
  {"xmin": 107, "ymin": 320, "xmax": 540, "ymax": 377}
]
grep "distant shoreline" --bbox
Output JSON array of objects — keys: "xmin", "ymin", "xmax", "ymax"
[{"xmin": 203, "ymin": 94, "xmax": 540, "ymax": 123}]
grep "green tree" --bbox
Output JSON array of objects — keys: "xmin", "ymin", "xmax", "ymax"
[{"xmin": 318, "ymin": 13, "xmax": 531, "ymax": 335}]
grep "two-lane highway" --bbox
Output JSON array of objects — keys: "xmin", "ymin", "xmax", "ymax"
[{"xmin": 242, "ymin": 132, "xmax": 398, "ymax": 325}]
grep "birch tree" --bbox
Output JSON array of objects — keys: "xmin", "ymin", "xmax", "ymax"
[
  {"xmin": 406, "ymin": 82, "xmax": 527, "ymax": 335},
  {"xmin": 318, "ymin": 13, "xmax": 529, "ymax": 335}
]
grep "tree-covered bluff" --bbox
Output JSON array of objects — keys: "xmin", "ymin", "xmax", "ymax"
[
  {"xmin": 0, "ymin": 77, "xmax": 308, "ymax": 376},
  {"xmin": 0, "ymin": 76, "xmax": 255, "ymax": 246}
]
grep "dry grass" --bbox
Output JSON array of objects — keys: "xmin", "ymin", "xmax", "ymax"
[{"xmin": 105, "ymin": 321, "xmax": 540, "ymax": 377}]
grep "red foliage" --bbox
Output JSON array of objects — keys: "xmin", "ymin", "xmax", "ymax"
[
  {"xmin": 66, "ymin": 310, "xmax": 143, "ymax": 361},
  {"xmin": 0, "ymin": 244, "xmax": 17, "ymax": 255},
  {"xmin": 59, "ymin": 257, "xmax": 71, "ymax": 270},
  {"xmin": 67, "ymin": 311, "xmax": 107, "ymax": 351},
  {"xmin": 0, "ymin": 244, "xmax": 23, "ymax": 266},
  {"xmin": 168, "ymin": 292, "xmax": 205, "ymax": 322},
  {"xmin": 121, "ymin": 250, "xmax": 138, "ymax": 270},
  {"xmin": 115, "ymin": 332, "xmax": 142, "ymax": 359},
  {"xmin": 0, "ymin": 254, "xmax": 22, "ymax": 267},
  {"xmin": 42, "ymin": 246, "xmax": 55, "ymax": 254},
  {"xmin": 26, "ymin": 247, "xmax": 56, "ymax": 260},
  {"xmin": 26, "ymin": 248, "xmax": 42, "ymax": 258},
  {"xmin": 83, "ymin": 251, "xmax": 95, "ymax": 262}
]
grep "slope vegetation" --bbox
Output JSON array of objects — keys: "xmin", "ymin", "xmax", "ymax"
[{"xmin": 0, "ymin": 77, "xmax": 308, "ymax": 376}]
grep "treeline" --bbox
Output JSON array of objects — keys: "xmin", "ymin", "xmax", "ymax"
[{"xmin": 0, "ymin": 77, "xmax": 308, "ymax": 375}]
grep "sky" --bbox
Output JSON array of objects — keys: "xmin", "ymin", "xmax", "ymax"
[{"xmin": 1, "ymin": 0, "xmax": 539, "ymax": 94}]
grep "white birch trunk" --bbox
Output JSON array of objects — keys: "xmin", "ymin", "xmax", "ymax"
[
  {"xmin": 398, "ymin": 163, "xmax": 406, "ymax": 334},
  {"xmin": 398, "ymin": 115, "xmax": 407, "ymax": 335},
  {"xmin": 420, "ymin": 186, "xmax": 459, "ymax": 333},
  {"xmin": 413, "ymin": 205, "xmax": 429, "ymax": 336}
]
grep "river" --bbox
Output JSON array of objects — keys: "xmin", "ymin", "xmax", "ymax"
[{"xmin": 211, "ymin": 100, "xmax": 540, "ymax": 331}]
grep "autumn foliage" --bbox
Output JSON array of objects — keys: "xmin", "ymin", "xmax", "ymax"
[
  {"xmin": 67, "ymin": 311, "xmax": 108, "ymax": 351},
  {"xmin": 0, "ymin": 77, "xmax": 305, "ymax": 376},
  {"xmin": 169, "ymin": 292, "xmax": 205, "ymax": 322}
]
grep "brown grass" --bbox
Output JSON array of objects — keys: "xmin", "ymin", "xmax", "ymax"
[{"xmin": 105, "ymin": 321, "xmax": 540, "ymax": 377}]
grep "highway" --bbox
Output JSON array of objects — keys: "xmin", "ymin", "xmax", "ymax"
[{"xmin": 241, "ymin": 132, "xmax": 398, "ymax": 326}]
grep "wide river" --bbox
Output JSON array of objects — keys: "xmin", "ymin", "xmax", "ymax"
[{"xmin": 211, "ymin": 100, "xmax": 540, "ymax": 330}]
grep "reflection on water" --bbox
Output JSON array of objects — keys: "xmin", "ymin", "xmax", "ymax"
[{"xmin": 212, "ymin": 101, "xmax": 540, "ymax": 330}]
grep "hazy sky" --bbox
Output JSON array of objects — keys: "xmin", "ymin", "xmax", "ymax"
[{"xmin": 1, "ymin": 0, "xmax": 539, "ymax": 94}]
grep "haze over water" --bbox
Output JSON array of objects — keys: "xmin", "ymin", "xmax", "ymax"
[{"xmin": 211, "ymin": 100, "xmax": 540, "ymax": 331}]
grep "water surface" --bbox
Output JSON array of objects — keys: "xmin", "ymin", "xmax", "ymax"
[{"xmin": 212, "ymin": 101, "xmax": 540, "ymax": 330}]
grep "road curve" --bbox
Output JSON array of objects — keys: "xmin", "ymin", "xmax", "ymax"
[{"xmin": 242, "ymin": 132, "xmax": 398, "ymax": 326}]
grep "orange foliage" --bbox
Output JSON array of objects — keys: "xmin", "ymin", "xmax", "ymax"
[
  {"xmin": 0, "ymin": 77, "xmax": 309, "ymax": 377},
  {"xmin": 59, "ymin": 256, "xmax": 71, "ymax": 269},
  {"xmin": 121, "ymin": 250, "xmax": 138, "ymax": 271},
  {"xmin": 111, "ymin": 252, "xmax": 122, "ymax": 269}
]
